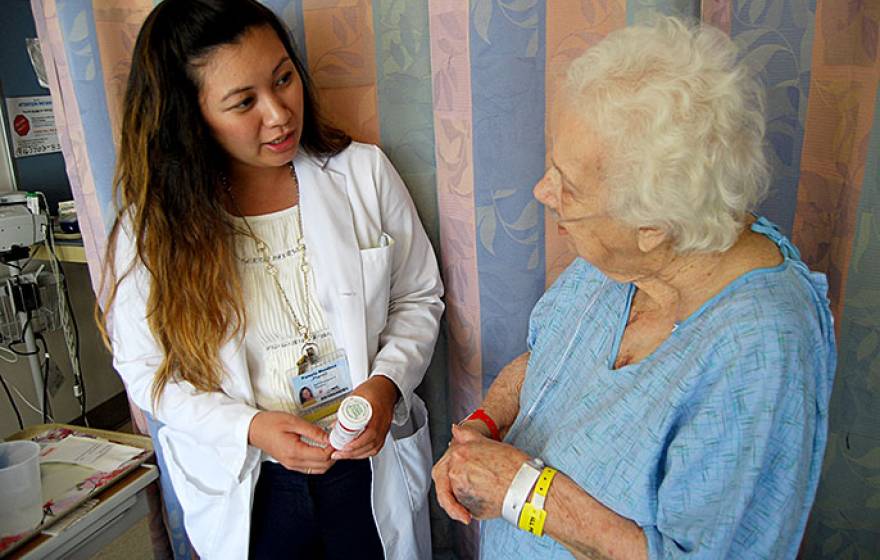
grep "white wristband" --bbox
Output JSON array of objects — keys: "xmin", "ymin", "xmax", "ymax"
[{"xmin": 501, "ymin": 457, "xmax": 544, "ymax": 526}]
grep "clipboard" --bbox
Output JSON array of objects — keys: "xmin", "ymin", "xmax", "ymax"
[{"xmin": 0, "ymin": 424, "xmax": 153, "ymax": 558}]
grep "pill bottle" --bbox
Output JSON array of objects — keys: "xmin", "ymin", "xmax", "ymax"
[{"xmin": 329, "ymin": 396, "xmax": 372, "ymax": 450}]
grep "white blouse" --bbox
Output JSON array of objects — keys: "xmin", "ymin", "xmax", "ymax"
[{"xmin": 229, "ymin": 205, "xmax": 339, "ymax": 415}]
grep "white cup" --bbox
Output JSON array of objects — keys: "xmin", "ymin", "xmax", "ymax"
[{"xmin": 0, "ymin": 441, "xmax": 43, "ymax": 538}]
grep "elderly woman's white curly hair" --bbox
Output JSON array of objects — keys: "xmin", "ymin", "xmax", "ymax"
[{"xmin": 565, "ymin": 16, "xmax": 770, "ymax": 253}]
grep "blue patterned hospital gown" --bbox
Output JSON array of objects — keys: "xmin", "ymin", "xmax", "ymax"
[{"xmin": 481, "ymin": 217, "xmax": 836, "ymax": 559}]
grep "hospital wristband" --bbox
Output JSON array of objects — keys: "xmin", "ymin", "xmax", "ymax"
[
  {"xmin": 461, "ymin": 408, "xmax": 501, "ymax": 441},
  {"xmin": 518, "ymin": 502, "xmax": 547, "ymax": 536},
  {"xmin": 501, "ymin": 457, "xmax": 544, "ymax": 526},
  {"xmin": 518, "ymin": 467, "xmax": 557, "ymax": 537},
  {"xmin": 530, "ymin": 466, "xmax": 558, "ymax": 510}
]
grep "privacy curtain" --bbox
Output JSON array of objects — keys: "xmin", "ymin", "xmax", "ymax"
[{"xmin": 31, "ymin": 0, "xmax": 879, "ymax": 557}]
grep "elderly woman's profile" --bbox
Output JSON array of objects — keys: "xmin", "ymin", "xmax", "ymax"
[{"xmin": 434, "ymin": 16, "xmax": 835, "ymax": 559}]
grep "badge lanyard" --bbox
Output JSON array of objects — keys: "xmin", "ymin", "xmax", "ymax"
[{"xmin": 226, "ymin": 163, "xmax": 319, "ymax": 373}]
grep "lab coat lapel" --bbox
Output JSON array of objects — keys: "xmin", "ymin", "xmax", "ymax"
[{"xmin": 294, "ymin": 154, "xmax": 369, "ymax": 385}]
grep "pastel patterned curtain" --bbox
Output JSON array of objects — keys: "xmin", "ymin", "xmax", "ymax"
[{"xmin": 31, "ymin": 0, "xmax": 879, "ymax": 557}]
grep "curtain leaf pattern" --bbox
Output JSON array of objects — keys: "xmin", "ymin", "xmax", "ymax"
[{"xmin": 31, "ymin": 0, "xmax": 880, "ymax": 556}]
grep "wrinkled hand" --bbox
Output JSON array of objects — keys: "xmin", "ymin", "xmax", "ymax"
[
  {"xmin": 331, "ymin": 375, "xmax": 399, "ymax": 460},
  {"xmin": 435, "ymin": 425, "xmax": 529, "ymax": 522},
  {"xmin": 248, "ymin": 410, "xmax": 334, "ymax": 474},
  {"xmin": 432, "ymin": 422, "xmax": 484, "ymax": 524}
]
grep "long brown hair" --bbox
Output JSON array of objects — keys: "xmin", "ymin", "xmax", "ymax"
[{"xmin": 97, "ymin": 0, "xmax": 350, "ymax": 406}]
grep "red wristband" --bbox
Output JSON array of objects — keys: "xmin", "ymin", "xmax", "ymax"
[{"xmin": 463, "ymin": 408, "xmax": 501, "ymax": 441}]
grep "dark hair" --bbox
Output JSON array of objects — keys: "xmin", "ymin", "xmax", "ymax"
[
  {"xmin": 299, "ymin": 387, "xmax": 313, "ymax": 403},
  {"xmin": 98, "ymin": 0, "xmax": 349, "ymax": 404},
  {"xmin": 135, "ymin": 0, "xmax": 348, "ymax": 181}
]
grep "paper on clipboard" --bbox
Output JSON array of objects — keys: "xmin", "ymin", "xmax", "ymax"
[{"xmin": 39, "ymin": 436, "xmax": 143, "ymax": 472}]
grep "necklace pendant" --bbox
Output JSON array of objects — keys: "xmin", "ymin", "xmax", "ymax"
[{"xmin": 296, "ymin": 342, "xmax": 319, "ymax": 375}]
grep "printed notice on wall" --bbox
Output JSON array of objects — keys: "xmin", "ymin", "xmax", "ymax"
[{"xmin": 5, "ymin": 96, "xmax": 61, "ymax": 158}]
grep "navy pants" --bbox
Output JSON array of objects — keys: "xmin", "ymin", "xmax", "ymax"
[{"xmin": 249, "ymin": 459, "xmax": 384, "ymax": 559}]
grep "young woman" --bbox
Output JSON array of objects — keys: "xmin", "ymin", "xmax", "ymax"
[{"xmin": 99, "ymin": 1, "xmax": 443, "ymax": 558}]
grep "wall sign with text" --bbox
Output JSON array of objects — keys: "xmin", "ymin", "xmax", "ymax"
[{"xmin": 5, "ymin": 96, "xmax": 61, "ymax": 158}]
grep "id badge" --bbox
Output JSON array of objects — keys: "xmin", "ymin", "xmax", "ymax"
[{"xmin": 288, "ymin": 349, "xmax": 353, "ymax": 424}]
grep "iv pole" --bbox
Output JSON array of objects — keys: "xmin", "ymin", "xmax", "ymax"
[
  {"xmin": 2, "ymin": 192, "xmax": 87, "ymax": 426},
  {"xmin": 5, "ymin": 258, "xmax": 45, "ymax": 416},
  {"xmin": 1, "ymin": 193, "xmax": 49, "ymax": 421}
]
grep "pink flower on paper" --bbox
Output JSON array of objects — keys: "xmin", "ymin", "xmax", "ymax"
[{"xmin": 0, "ymin": 534, "xmax": 24, "ymax": 553}]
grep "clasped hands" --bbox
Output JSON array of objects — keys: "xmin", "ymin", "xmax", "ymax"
[
  {"xmin": 433, "ymin": 423, "xmax": 529, "ymax": 524},
  {"xmin": 247, "ymin": 375, "xmax": 399, "ymax": 474}
]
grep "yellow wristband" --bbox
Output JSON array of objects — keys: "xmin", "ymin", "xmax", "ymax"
[
  {"xmin": 531, "ymin": 466, "xmax": 558, "ymax": 510},
  {"xmin": 518, "ymin": 502, "xmax": 548, "ymax": 535},
  {"xmin": 517, "ymin": 467, "xmax": 557, "ymax": 536}
]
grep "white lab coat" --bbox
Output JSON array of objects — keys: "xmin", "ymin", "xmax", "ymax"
[{"xmin": 107, "ymin": 143, "xmax": 444, "ymax": 559}]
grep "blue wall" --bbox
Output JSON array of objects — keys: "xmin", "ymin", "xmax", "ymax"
[{"xmin": 1, "ymin": 0, "xmax": 73, "ymax": 213}]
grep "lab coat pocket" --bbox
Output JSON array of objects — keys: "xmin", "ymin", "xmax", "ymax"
[
  {"xmin": 359, "ymin": 233, "xmax": 394, "ymax": 337},
  {"xmin": 158, "ymin": 428, "xmax": 229, "ymax": 555},
  {"xmin": 390, "ymin": 394, "xmax": 432, "ymax": 512}
]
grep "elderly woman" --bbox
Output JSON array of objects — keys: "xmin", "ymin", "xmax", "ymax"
[{"xmin": 433, "ymin": 16, "xmax": 835, "ymax": 560}]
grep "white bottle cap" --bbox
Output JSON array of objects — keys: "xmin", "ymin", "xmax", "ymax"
[{"xmin": 329, "ymin": 395, "xmax": 372, "ymax": 450}]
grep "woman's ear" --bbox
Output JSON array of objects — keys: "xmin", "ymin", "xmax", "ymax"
[{"xmin": 637, "ymin": 226, "xmax": 668, "ymax": 253}]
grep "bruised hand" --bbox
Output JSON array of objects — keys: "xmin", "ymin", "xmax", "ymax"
[
  {"xmin": 432, "ymin": 422, "xmax": 487, "ymax": 524},
  {"xmin": 441, "ymin": 424, "xmax": 528, "ymax": 521}
]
